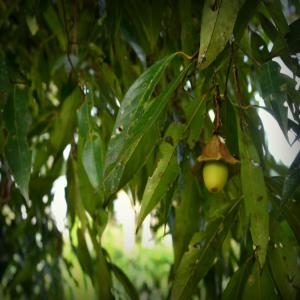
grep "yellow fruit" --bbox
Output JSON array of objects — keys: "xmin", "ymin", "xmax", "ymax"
[{"xmin": 203, "ymin": 161, "xmax": 228, "ymax": 193}]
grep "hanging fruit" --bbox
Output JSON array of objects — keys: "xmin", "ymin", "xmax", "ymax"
[{"xmin": 197, "ymin": 135, "xmax": 240, "ymax": 193}]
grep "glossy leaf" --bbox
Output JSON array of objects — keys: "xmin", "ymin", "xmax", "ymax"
[
  {"xmin": 4, "ymin": 88, "xmax": 32, "ymax": 201},
  {"xmin": 170, "ymin": 200, "xmax": 240, "ymax": 300},
  {"xmin": 173, "ymin": 163, "xmax": 202, "ymax": 270},
  {"xmin": 238, "ymin": 125, "xmax": 269, "ymax": 267},
  {"xmin": 136, "ymin": 141, "xmax": 180, "ymax": 231},
  {"xmin": 198, "ymin": 0, "xmax": 245, "ymax": 69},
  {"xmin": 81, "ymin": 135, "xmax": 104, "ymax": 190},
  {"xmin": 104, "ymin": 54, "xmax": 190, "ymax": 196}
]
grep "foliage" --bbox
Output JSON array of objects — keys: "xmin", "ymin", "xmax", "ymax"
[{"xmin": 0, "ymin": 0, "xmax": 300, "ymax": 299}]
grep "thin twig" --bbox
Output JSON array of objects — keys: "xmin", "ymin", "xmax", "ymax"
[
  {"xmin": 224, "ymin": 45, "xmax": 234, "ymax": 100},
  {"xmin": 232, "ymin": 47, "xmax": 247, "ymax": 129},
  {"xmin": 212, "ymin": 72, "xmax": 222, "ymax": 134}
]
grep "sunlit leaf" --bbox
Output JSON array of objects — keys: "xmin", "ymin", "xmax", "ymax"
[
  {"xmin": 104, "ymin": 54, "xmax": 190, "ymax": 196},
  {"xmin": 136, "ymin": 141, "xmax": 180, "ymax": 231}
]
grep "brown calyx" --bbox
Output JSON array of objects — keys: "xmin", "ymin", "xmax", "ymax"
[{"xmin": 197, "ymin": 135, "xmax": 240, "ymax": 173}]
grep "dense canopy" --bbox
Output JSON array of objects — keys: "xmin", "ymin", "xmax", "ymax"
[{"xmin": 0, "ymin": 0, "xmax": 299, "ymax": 299}]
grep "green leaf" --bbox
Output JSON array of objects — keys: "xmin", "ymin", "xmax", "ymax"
[
  {"xmin": 67, "ymin": 147, "xmax": 103, "ymax": 217},
  {"xmin": 198, "ymin": 0, "xmax": 245, "ymax": 69},
  {"xmin": 263, "ymin": 0, "xmax": 289, "ymax": 35},
  {"xmin": 136, "ymin": 141, "xmax": 180, "ymax": 231},
  {"xmin": 26, "ymin": 15, "xmax": 39, "ymax": 35},
  {"xmin": 124, "ymin": 0, "xmax": 163, "ymax": 53},
  {"xmin": 285, "ymin": 18, "xmax": 300, "ymax": 54},
  {"xmin": 179, "ymin": 0, "xmax": 198, "ymax": 56},
  {"xmin": 250, "ymin": 31, "xmax": 270, "ymax": 63},
  {"xmin": 4, "ymin": 88, "xmax": 32, "ymax": 201},
  {"xmin": 259, "ymin": 13, "xmax": 286, "ymax": 57},
  {"xmin": 81, "ymin": 135, "xmax": 104, "ymax": 191},
  {"xmin": 283, "ymin": 198, "xmax": 300, "ymax": 243},
  {"xmin": 135, "ymin": 97, "xmax": 206, "ymax": 231},
  {"xmin": 242, "ymin": 261, "xmax": 278, "ymax": 299},
  {"xmin": 282, "ymin": 151, "xmax": 300, "ymax": 201},
  {"xmin": 259, "ymin": 12, "xmax": 300, "ymax": 76},
  {"xmin": 233, "ymin": 0, "xmax": 260, "ymax": 41},
  {"xmin": 238, "ymin": 125, "xmax": 269, "ymax": 267},
  {"xmin": 76, "ymin": 228, "xmax": 94, "ymax": 277},
  {"xmin": 77, "ymin": 158, "xmax": 101, "ymax": 213},
  {"xmin": 119, "ymin": 123, "xmax": 159, "ymax": 190},
  {"xmin": 258, "ymin": 61, "xmax": 289, "ymax": 141},
  {"xmin": 0, "ymin": 50, "xmax": 10, "ymax": 94},
  {"xmin": 269, "ymin": 220, "xmax": 300, "ymax": 300},
  {"xmin": 68, "ymin": 90, "xmax": 105, "ymax": 212},
  {"xmin": 185, "ymin": 97, "xmax": 206, "ymax": 149},
  {"xmin": 66, "ymin": 155, "xmax": 88, "ymax": 226},
  {"xmin": 110, "ymin": 263, "xmax": 139, "ymax": 300},
  {"xmin": 222, "ymin": 257, "xmax": 254, "ymax": 300},
  {"xmin": 94, "ymin": 249, "xmax": 114, "ymax": 300},
  {"xmin": 221, "ymin": 96, "xmax": 239, "ymax": 155},
  {"xmin": 50, "ymin": 88, "xmax": 82, "ymax": 153},
  {"xmin": 77, "ymin": 95, "xmax": 104, "ymax": 189},
  {"xmin": 43, "ymin": 3, "xmax": 66, "ymax": 50},
  {"xmin": 173, "ymin": 163, "xmax": 202, "ymax": 270},
  {"xmin": 170, "ymin": 200, "xmax": 240, "ymax": 300},
  {"xmin": 104, "ymin": 54, "xmax": 190, "ymax": 196}
]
